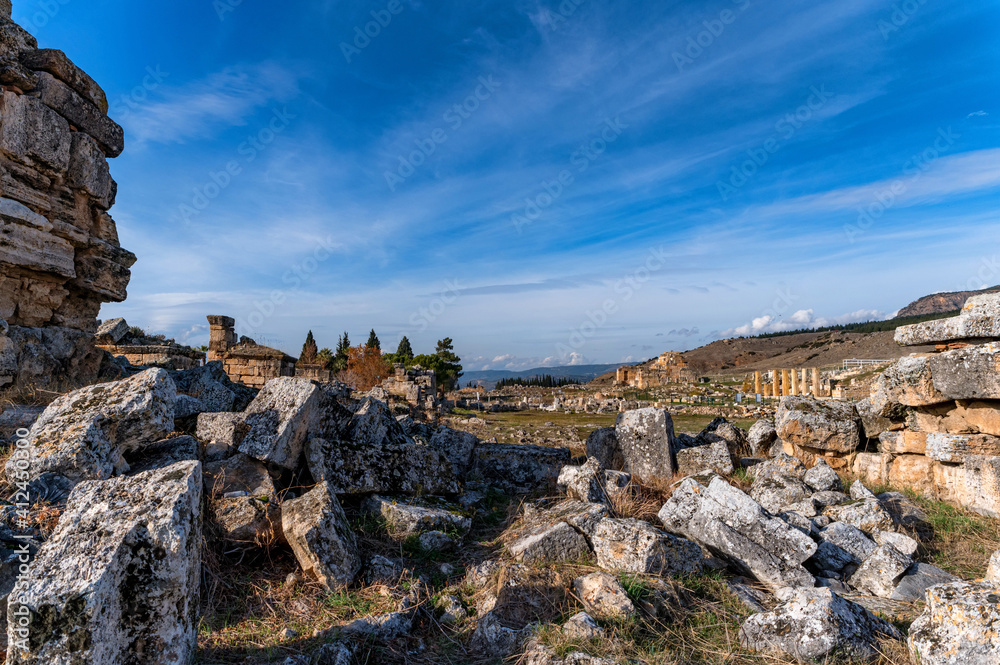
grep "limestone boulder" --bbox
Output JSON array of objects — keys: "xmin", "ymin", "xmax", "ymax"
[
  {"xmin": 195, "ymin": 411, "xmax": 248, "ymax": 461},
  {"xmin": 362, "ymin": 495, "xmax": 471, "ymax": 538},
  {"xmin": 427, "ymin": 426, "xmax": 479, "ymax": 476},
  {"xmin": 0, "ymin": 94, "xmax": 70, "ymax": 174},
  {"xmin": 675, "ymin": 440, "xmax": 734, "ymax": 477},
  {"xmin": 5, "ymin": 461, "xmax": 202, "ymax": 665},
  {"xmin": 572, "ymin": 572, "xmax": 636, "ymax": 621},
  {"xmin": 307, "ymin": 398, "xmax": 460, "ymax": 495},
  {"xmin": 740, "ymin": 587, "xmax": 901, "ymax": 661},
  {"xmin": 20, "ymin": 48, "xmax": 109, "ymax": 113},
  {"xmin": 592, "ymin": 518, "xmax": 702, "ymax": 576},
  {"xmin": 908, "ymin": 581, "xmax": 1000, "ymax": 664},
  {"xmin": 613, "ymin": 407, "xmax": 676, "ymax": 479},
  {"xmin": 891, "ymin": 563, "xmax": 959, "ymax": 602},
  {"xmin": 508, "ymin": 522, "xmax": 590, "ymax": 564},
  {"xmin": 585, "ymin": 427, "xmax": 622, "ymax": 470},
  {"xmin": 926, "ymin": 432, "xmax": 1000, "ymax": 463},
  {"xmin": 848, "ymin": 543, "xmax": 912, "ymax": 597},
  {"xmin": 877, "ymin": 492, "xmax": 933, "ymax": 541},
  {"xmin": 748, "ymin": 452, "xmax": 806, "ymax": 482},
  {"xmin": 823, "ymin": 500, "xmax": 895, "ymax": 535},
  {"xmin": 281, "ymin": 482, "xmax": 360, "ymax": 591},
  {"xmin": 5, "ymin": 368, "xmax": 175, "ymax": 484},
  {"xmin": 34, "ymin": 71, "xmax": 123, "ymax": 157},
  {"xmin": 470, "ymin": 443, "xmax": 570, "ymax": 494},
  {"xmin": 557, "ymin": 457, "xmax": 631, "ymax": 503},
  {"xmin": 875, "ymin": 344, "xmax": 1000, "ymax": 407},
  {"xmin": 238, "ymin": 377, "xmax": 320, "ymax": 470},
  {"xmin": 694, "ymin": 417, "xmax": 750, "ymax": 457},
  {"xmin": 658, "ymin": 477, "xmax": 817, "ymax": 591},
  {"xmin": 171, "ymin": 361, "xmax": 255, "ymax": 414},
  {"xmin": 204, "ymin": 453, "xmax": 281, "ymax": 546},
  {"xmin": 775, "ymin": 396, "xmax": 861, "ymax": 454},
  {"xmin": 746, "ymin": 419, "xmax": 777, "ymax": 457},
  {"xmin": 803, "ymin": 458, "xmax": 843, "ymax": 493},
  {"xmin": 749, "ymin": 473, "xmax": 813, "ymax": 514}
]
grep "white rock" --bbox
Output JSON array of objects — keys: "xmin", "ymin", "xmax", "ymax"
[
  {"xmin": 908, "ymin": 581, "xmax": 1000, "ymax": 664},
  {"xmin": 281, "ymin": 482, "xmax": 361, "ymax": 591},
  {"xmin": 238, "ymin": 377, "xmax": 320, "ymax": 470},
  {"xmin": 572, "ymin": 572, "xmax": 636, "ymax": 621}
]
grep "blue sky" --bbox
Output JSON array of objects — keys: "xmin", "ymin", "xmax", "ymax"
[{"xmin": 19, "ymin": 0, "xmax": 1000, "ymax": 370}]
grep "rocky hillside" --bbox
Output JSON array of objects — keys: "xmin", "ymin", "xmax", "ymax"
[{"xmin": 897, "ymin": 285, "xmax": 1000, "ymax": 318}]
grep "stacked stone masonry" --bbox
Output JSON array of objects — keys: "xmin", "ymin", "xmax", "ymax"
[
  {"xmin": 206, "ymin": 315, "xmax": 296, "ymax": 388},
  {"xmin": 0, "ymin": 8, "xmax": 132, "ymax": 389},
  {"xmin": 849, "ymin": 295, "xmax": 1000, "ymax": 516}
]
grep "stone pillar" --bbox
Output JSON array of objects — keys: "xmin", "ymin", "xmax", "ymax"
[
  {"xmin": 782, "ymin": 369, "xmax": 791, "ymax": 396},
  {"xmin": 206, "ymin": 315, "xmax": 236, "ymax": 362},
  {"xmin": 813, "ymin": 367, "xmax": 821, "ymax": 396},
  {"xmin": 754, "ymin": 371, "xmax": 761, "ymax": 395},
  {"xmin": 800, "ymin": 369, "xmax": 808, "ymax": 395},
  {"xmin": 791, "ymin": 369, "xmax": 799, "ymax": 395},
  {"xmin": 772, "ymin": 370, "xmax": 781, "ymax": 397}
]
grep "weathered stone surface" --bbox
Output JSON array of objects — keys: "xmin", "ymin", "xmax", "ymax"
[
  {"xmin": 173, "ymin": 361, "xmax": 254, "ymax": 414},
  {"xmin": 557, "ymin": 457, "xmax": 631, "ymax": 503},
  {"xmin": 888, "ymin": 454, "xmax": 935, "ymax": 495},
  {"xmin": 908, "ymin": 581, "xmax": 1000, "ymax": 664},
  {"xmin": 238, "ymin": 377, "xmax": 320, "ymax": 470},
  {"xmin": 95, "ymin": 316, "xmax": 128, "ymax": 343},
  {"xmin": 427, "ymin": 426, "xmax": 478, "ymax": 476},
  {"xmin": 803, "ymin": 458, "xmax": 843, "ymax": 493},
  {"xmin": 307, "ymin": 399, "xmax": 460, "ymax": 496},
  {"xmin": 857, "ymin": 394, "xmax": 906, "ymax": 439},
  {"xmin": 281, "ymin": 482, "xmax": 361, "ymax": 591},
  {"xmin": 67, "ymin": 132, "xmax": 114, "ymax": 207},
  {"xmin": 5, "ymin": 461, "xmax": 202, "ymax": 665},
  {"xmin": 470, "ymin": 443, "xmax": 570, "ymax": 494},
  {"xmin": 811, "ymin": 490, "xmax": 849, "ymax": 508},
  {"xmin": 988, "ymin": 550, "xmax": 1000, "ymax": 583},
  {"xmin": 676, "ymin": 440, "xmax": 734, "ymax": 477},
  {"xmin": 891, "ymin": 563, "xmax": 959, "ymax": 602},
  {"xmin": 895, "ymin": 293, "xmax": 1000, "ymax": 345},
  {"xmin": 873, "ymin": 530, "xmax": 918, "ymax": 558},
  {"xmin": 508, "ymin": 521, "xmax": 589, "ymax": 564},
  {"xmin": 746, "ymin": 419, "xmax": 777, "ymax": 457},
  {"xmin": 20, "ymin": 49, "xmax": 109, "ymax": 113},
  {"xmin": 748, "ymin": 452, "xmax": 807, "ymax": 482},
  {"xmin": 0, "ymin": 93, "xmax": 70, "ymax": 173},
  {"xmin": 848, "ymin": 543, "xmax": 912, "ymax": 597},
  {"xmin": 5, "ymin": 368, "xmax": 175, "ymax": 484},
  {"xmin": 824, "ymin": 499, "xmax": 895, "ymax": 535},
  {"xmin": 850, "ymin": 480, "xmax": 877, "ymax": 500},
  {"xmin": 614, "ymin": 407, "xmax": 676, "ymax": 479},
  {"xmin": 749, "ymin": 473, "xmax": 813, "ymax": 514},
  {"xmin": 34, "ymin": 71, "xmax": 123, "ymax": 157},
  {"xmin": 362, "ymin": 495, "xmax": 471, "ymax": 538},
  {"xmin": 2, "ymin": 326, "xmax": 103, "ymax": 391},
  {"xmin": 522, "ymin": 500, "xmax": 609, "ymax": 542},
  {"xmin": 932, "ymin": 456, "xmax": 1000, "ymax": 518},
  {"xmin": 561, "ymin": 612, "xmax": 604, "ymax": 640},
  {"xmin": 0, "ymin": 197, "xmax": 74, "ymax": 277},
  {"xmin": 592, "ymin": 518, "xmax": 702, "ymax": 576},
  {"xmin": 875, "ymin": 344, "xmax": 1000, "ymax": 407},
  {"xmin": 585, "ymin": 427, "xmax": 622, "ymax": 470},
  {"xmin": 740, "ymin": 587, "xmax": 901, "ymax": 661},
  {"xmin": 926, "ymin": 432, "xmax": 1000, "ymax": 463},
  {"xmin": 909, "ymin": 400, "xmax": 1000, "ymax": 437},
  {"xmin": 814, "ymin": 521, "xmax": 877, "ymax": 569},
  {"xmin": 877, "ymin": 492, "xmax": 934, "ymax": 541},
  {"xmin": 852, "ymin": 452, "xmax": 890, "ymax": 488},
  {"xmin": 204, "ymin": 453, "xmax": 281, "ymax": 545},
  {"xmin": 470, "ymin": 611, "xmax": 535, "ymax": 658},
  {"xmin": 775, "ymin": 396, "xmax": 861, "ymax": 453},
  {"xmin": 124, "ymin": 435, "xmax": 198, "ymax": 475},
  {"xmin": 694, "ymin": 417, "xmax": 749, "ymax": 457},
  {"xmin": 572, "ymin": 572, "xmax": 635, "ymax": 621},
  {"xmin": 195, "ymin": 411, "xmax": 248, "ymax": 461},
  {"xmin": 659, "ymin": 477, "xmax": 816, "ymax": 590}
]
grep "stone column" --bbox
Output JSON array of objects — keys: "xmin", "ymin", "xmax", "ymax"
[
  {"xmin": 791, "ymin": 369, "xmax": 800, "ymax": 395},
  {"xmin": 773, "ymin": 370, "xmax": 781, "ymax": 397},
  {"xmin": 781, "ymin": 369, "xmax": 791, "ymax": 396},
  {"xmin": 813, "ymin": 367, "xmax": 821, "ymax": 396},
  {"xmin": 754, "ymin": 371, "xmax": 761, "ymax": 395},
  {"xmin": 206, "ymin": 315, "xmax": 236, "ymax": 362}
]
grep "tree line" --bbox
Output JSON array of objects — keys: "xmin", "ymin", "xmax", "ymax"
[
  {"xmin": 298, "ymin": 330, "xmax": 462, "ymax": 393},
  {"xmin": 494, "ymin": 375, "xmax": 582, "ymax": 389}
]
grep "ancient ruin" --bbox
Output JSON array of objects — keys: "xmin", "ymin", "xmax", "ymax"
[
  {"xmin": 206, "ymin": 314, "xmax": 296, "ymax": 388},
  {"xmin": 0, "ymin": 6, "xmax": 132, "ymax": 390}
]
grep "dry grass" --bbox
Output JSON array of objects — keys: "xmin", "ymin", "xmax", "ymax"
[{"xmin": 605, "ymin": 477, "xmax": 672, "ymax": 522}]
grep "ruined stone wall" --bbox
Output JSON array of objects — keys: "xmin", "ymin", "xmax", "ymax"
[
  {"xmin": 97, "ymin": 345, "xmax": 204, "ymax": 370},
  {"xmin": 206, "ymin": 315, "xmax": 296, "ymax": 388},
  {"xmin": 0, "ymin": 6, "xmax": 132, "ymax": 390}
]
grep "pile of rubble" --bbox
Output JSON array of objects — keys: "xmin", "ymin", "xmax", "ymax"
[
  {"xmin": 0, "ymin": 7, "xmax": 134, "ymax": 391},
  {"xmin": 4, "ymin": 364, "xmax": 1000, "ymax": 663}
]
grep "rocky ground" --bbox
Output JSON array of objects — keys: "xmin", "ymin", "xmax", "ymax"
[{"xmin": 1, "ymin": 363, "xmax": 999, "ymax": 665}]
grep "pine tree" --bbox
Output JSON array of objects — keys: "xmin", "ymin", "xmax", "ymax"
[
  {"xmin": 395, "ymin": 336, "xmax": 414, "ymax": 363},
  {"xmin": 433, "ymin": 337, "xmax": 463, "ymax": 391},
  {"xmin": 300, "ymin": 330, "xmax": 318, "ymax": 364},
  {"xmin": 367, "ymin": 329, "xmax": 381, "ymax": 351},
  {"xmin": 332, "ymin": 332, "xmax": 351, "ymax": 373}
]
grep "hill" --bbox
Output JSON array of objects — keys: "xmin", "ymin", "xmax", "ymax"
[
  {"xmin": 462, "ymin": 363, "xmax": 629, "ymax": 390},
  {"xmin": 897, "ymin": 285, "xmax": 1000, "ymax": 318}
]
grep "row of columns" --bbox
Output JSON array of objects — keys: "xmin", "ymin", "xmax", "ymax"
[{"xmin": 752, "ymin": 368, "xmax": 821, "ymax": 397}]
